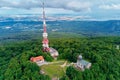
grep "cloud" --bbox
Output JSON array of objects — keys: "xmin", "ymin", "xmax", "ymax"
[
  {"xmin": 45, "ymin": 0, "xmax": 91, "ymax": 12},
  {"xmin": 0, "ymin": 0, "xmax": 91, "ymax": 12},
  {"xmin": 0, "ymin": 0, "xmax": 40, "ymax": 9},
  {"xmin": 99, "ymin": 4, "xmax": 120, "ymax": 10}
]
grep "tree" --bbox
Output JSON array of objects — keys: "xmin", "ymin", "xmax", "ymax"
[{"xmin": 4, "ymin": 58, "xmax": 22, "ymax": 80}]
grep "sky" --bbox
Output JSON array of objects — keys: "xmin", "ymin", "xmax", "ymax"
[{"xmin": 0, "ymin": 0, "xmax": 120, "ymax": 20}]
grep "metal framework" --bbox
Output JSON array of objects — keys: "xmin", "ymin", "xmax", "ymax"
[{"xmin": 42, "ymin": 2, "xmax": 50, "ymax": 52}]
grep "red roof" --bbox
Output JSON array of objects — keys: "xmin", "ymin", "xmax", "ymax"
[{"xmin": 30, "ymin": 56, "xmax": 44, "ymax": 62}]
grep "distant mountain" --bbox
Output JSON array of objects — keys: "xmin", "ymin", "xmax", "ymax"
[
  {"xmin": 57, "ymin": 20, "xmax": 120, "ymax": 36},
  {"xmin": 0, "ymin": 14, "xmax": 91, "ymax": 22},
  {"xmin": 0, "ymin": 18, "xmax": 120, "ymax": 42}
]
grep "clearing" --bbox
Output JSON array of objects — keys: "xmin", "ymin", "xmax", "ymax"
[{"xmin": 40, "ymin": 60, "xmax": 69, "ymax": 78}]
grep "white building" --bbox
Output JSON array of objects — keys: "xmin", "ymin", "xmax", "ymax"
[
  {"xmin": 116, "ymin": 45, "xmax": 119, "ymax": 50},
  {"xmin": 76, "ymin": 55, "xmax": 91, "ymax": 71},
  {"xmin": 49, "ymin": 47, "xmax": 59, "ymax": 58}
]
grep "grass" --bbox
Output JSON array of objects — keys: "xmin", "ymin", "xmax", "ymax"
[{"xmin": 41, "ymin": 60, "xmax": 68, "ymax": 78}]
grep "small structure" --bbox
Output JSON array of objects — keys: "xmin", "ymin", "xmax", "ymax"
[
  {"xmin": 49, "ymin": 47, "xmax": 59, "ymax": 58},
  {"xmin": 76, "ymin": 55, "xmax": 91, "ymax": 71},
  {"xmin": 30, "ymin": 56, "xmax": 44, "ymax": 62},
  {"xmin": 40, "ymin": 69, "xmax": 45, "ymax": 74},
  {"xmin": 116, "ymin": 45, "xmax": 119, "ymax": 50}
]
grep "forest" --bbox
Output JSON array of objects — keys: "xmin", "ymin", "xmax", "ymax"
[{"xmin": 0, "ymin": 37, "xmax": 120, "ymax": 80}]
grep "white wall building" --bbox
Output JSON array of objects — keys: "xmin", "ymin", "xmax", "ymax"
[
  {"xmin": 49, "ymin": 47, "xmax": 59, "ymax": 58},
  {"xmin": 76, "ymin": 55, "xmax": 91, "ymax": 71}
]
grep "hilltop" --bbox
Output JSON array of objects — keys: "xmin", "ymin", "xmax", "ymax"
[{"xmin": 0, "ymin": 37, "xmax": 120, "ymax": 80}]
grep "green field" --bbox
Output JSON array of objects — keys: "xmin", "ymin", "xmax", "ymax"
[{"xmin": 41, "ymin": 60, "xmax": 68, "ymax": 78}]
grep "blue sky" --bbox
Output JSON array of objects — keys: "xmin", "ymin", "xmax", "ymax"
[{"xmin": 0, "ymin": 0, "xmax": 120, "ymax": 20}]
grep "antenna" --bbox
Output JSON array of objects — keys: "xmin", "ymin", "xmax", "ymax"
[
  {"xmin": 42, "ymin": 2, "xmax": 47, "ymax": 32},
  {"xmin": 42, "ymin": 1, "xmax": 49, "ymax": 52},
  {"xmin": 41, "ymin": 0, "xmax": 59, "ymax": 57}
]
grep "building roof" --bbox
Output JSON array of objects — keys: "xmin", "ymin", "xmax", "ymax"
[
  {"xmin": 77, "ymin": 59, "xmax": 91, "ymax": 66},
  {"xmin": 49, "ymin": 47, "xmax": 59, "ymax": 57},
  {"xmin": 50, "ymin": 48, "xmax": 58, "ymax": 54},
  {"xmin": 30, "ymin": 56, "xmax": 44, "ymax": 62}
]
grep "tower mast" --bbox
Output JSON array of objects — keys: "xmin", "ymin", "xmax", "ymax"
[
  {"xmin": 42, "ymin": 2, "xmax": 47, "ymax": 33},
  {"xmin": 42, "ymin": 2, "xmax": 50, "ymax": 52}
]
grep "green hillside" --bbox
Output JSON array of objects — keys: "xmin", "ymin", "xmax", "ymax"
[{"xmin": 0, "ymin": 37, "xmax": 120, "ymax": 80}]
